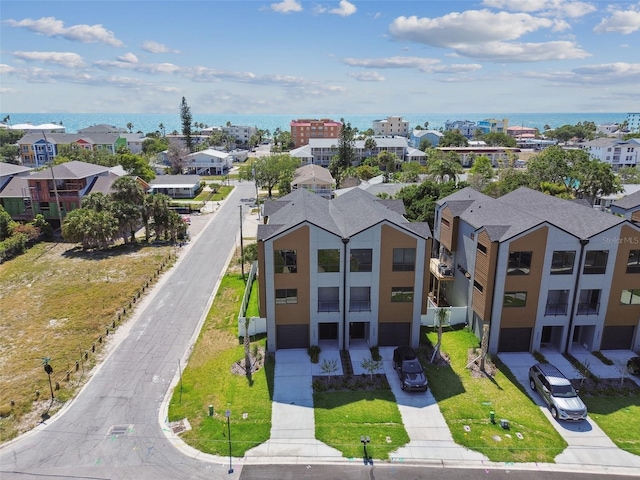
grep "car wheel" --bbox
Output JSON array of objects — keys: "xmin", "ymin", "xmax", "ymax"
[
  {"xmin": 529, "ymin": 378, "xmax": 536, "ymax": 391},
  {"xmin": 551, "ymin": 406, "xmax": 558, "ymax": 419},
  {"xmin": 629, "ymin": 364, "xmax": 636, "ymax": 375}
]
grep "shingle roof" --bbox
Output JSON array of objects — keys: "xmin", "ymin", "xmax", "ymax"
[
  {"xmin": 28, "ymin": 160, "xmax": 110, "ymax": 179},
  {"xmin": 258, "ymin": 188, "xmax": 431, "ymax": 241},
  {"xmin": 0, "ymin": 163, "xmax": 31, "ymax": 176},
  {"xmin": 291, "ymin": 164, "xmax": 335, "ymax": 186},
  {"xmin": 149, "ymin": 175, "xmax": 201, "ymax": 186},
  {"xmin": 612, "ymin": 189, "xmax": 640, "ymax": 210},
  {"xmin": 0, "ymin": 176, "xmax": 29, "ymax": 197}
]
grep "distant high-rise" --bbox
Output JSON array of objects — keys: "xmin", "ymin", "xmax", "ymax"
[
  {"xmin": 290, "ymin": 118, "xmax": 342, "ymax": 148},
  {"xmin": 628, "ymin": 113, "xmax": 640, "ymax": 132}
]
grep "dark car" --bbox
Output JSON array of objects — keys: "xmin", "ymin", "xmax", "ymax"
[
  {"xmin": 393, "ymin": 347, "xmax": 428, "ymax": 392},
  {"xmin": 628, "ymin": 356, "xmax": 640, "ymax": 376},
  {"xmin": 528, "ymin": 363, "xmax": 587, "ymax": 421}
]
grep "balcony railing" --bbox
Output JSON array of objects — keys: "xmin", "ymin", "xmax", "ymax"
[
  {"xmin": 545, "ymin": 303, "xmax": 568, "ymax": 316},
  {"xmin": 349, "ymin": 300, "xmax": 371, "ymax": 312},
  {"xmin": 576, "ymin": 302, "xmax": 600, "ymax": 315},
  {"xmin": 318, "ymin": 301, "xmax": 339, "ymax": 312}
]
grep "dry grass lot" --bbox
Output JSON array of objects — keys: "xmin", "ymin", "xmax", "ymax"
[{"xmin": 0, "ymin": 241, "xmax": 175, "ymax": 443}]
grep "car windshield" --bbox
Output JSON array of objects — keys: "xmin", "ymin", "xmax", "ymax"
[
  {"xmin": 404, "ymin": 361, "xmax": 423, "ymax": 373},
  {"xmin": 551, "ymin": 384, "xmax": 576, "ymax": 397}
]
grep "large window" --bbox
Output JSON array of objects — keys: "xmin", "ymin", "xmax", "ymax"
[
  {"xmin": 621, "ymin": 289, "xmax": 640, "ymax": 305},
  {"xmin": 275, "ymin": 289, "xmax": 298, "ymax": 304},
  {"xmin": 391, "ymin": 287, "xmax": 414, "ymax": 302},
  {"xmin": 392, "ymin": 248, "xmax": 415, "ymax": 272},
  {"xmin": 545, "ymin": 290, "xmax": 569, "ymax": 315},
  {"xmin": 317, "ymin": 249, "xmax": 340, "ymax": 273},
  {"xmin": 627, "ymin": 250, "xmax": 640, "ymax": 273},
  {"xmin": 583, "ymin": 250, "xmax": 608, "ymax": 274},
  {"xmin": 274, "ymin": 249, "xmax": 297, "ymax": 273},
  {"xmin": 577, "ymin": 289, "xmax": 601, "ymax": 315},
  {"xmin": 504, "ymin": 292, "xmax": 527, "ymax": 307},
  {"xmin": 550, "ymin": 251, "xmax": 575, "ymax": 275},
  {"xmin": 350, "ymin": 287, "xmax": 371, "ymax": 311},
  {"xmin": 318, "ymin": 287, "xmax": 339, "ymax": 312},
  {"xmin": 350, "ymin": 249, "xmax": 372, "ymax": 272},
  {"xmin": 507, "ymin": 251, "xmax": 532, "ymax": 275}
]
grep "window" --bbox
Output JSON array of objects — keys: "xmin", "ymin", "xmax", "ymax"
[
  {"xmin": 392, "ymin": 248, "xmax": 415, "ymax": 272},
  {"xmin": 583, "ymin": 250, "xmax": 608, "ymax": 274},
  {"xmin": 350, "ymin": 249, "xmax": 372, "ymax": 272},
  {"xmin": 274, "ymin": 249, "xmax": 297, "ymax": 273},
  {"xmin": 477, "ymin": 243, "xmax": 487, "ymax": 254},
  {"xmin": 442, "ymin": 217, "xmax": 450, "ymax": 228},
  {"xmin": 275, "ymin": 289, "xmax": 297, "ymax": 304},
  {"xmin": 577, "ymin": 289, "xmax": 601, "ymax": 315},
  {"xmin": 318, "ymin": 287, "xmax": 339, "ymax": 312},
  {"xmin": 317, "ymin": 249, "xmax": 340, "ymax": 273},
  {"xmin": 627, "ymin": 250, "xmax": 640, "ymax": 273},
  {"xmin": 504, "ymin": 292, "xmax": 527, "ymax": 307},
  {"xmin": 551, "ymin": 251, "xmax": 575, "ymax": 275},
  {"xmin": 473, "ymin": 280, "xmax": 484, "ymax": 293},
  {"xmin": 391, "ymin": 287, "xmax": 414, "ymax": 302},
  {"xmin": 507, "ymin": 251, "xmax": 532, "ymax": 275},
  {"xmin": 545, "ymin": 290, "xmax": 569, "ymax": 315},
  {"xmin": 621, "ymin": 289, "xmax": 640, "ymax": 305},
  {"xmin": 350, "ymin": 287, "xmax": 371, "ymax": 311}
]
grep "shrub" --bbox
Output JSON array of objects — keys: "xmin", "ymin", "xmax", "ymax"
[
  {"xmin": 307, "ymin": 345, "xmax": 321, "ymax": 363},
  {"xmin": 370, "ymin": 345, "xmax": 381, "ymax": 361},
  {"xmin": 533, "ymin": 350, "xmax": 547, "ymax": 363},
  {"xmin": 592, "ymin": 351, "xmax": 614, "ymax": 365}
]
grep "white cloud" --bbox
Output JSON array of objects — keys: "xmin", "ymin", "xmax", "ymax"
[
  {"xmin": 594, "ymin": 7, "xmax": 640, "ymax": 34},
  {"xmin": 482, "ymin": 0, "xmax": 596, "ymax": 18},
  {"xmin": 12, "ymin": 51, "xmax": 86, "ymax": 68},
  {"xmin": 330, "ymin": 0, "xmax": 357, "ymax": 17},
  {"xmin": 520, "ymin": 62, "xmax": 640, "ymax": 85},
  {"xmin": 344, "ymin": 56, "xmax": 483, "ymax": 74},
  {"xmin": 141, "ymin": 40, "xmax": 179, "ymax": 54},
  {"xmin": 388, "ymin": 10, "xmax": 588, "ymax": 62},
  {"xmin": 270, "ymin": 0, "xmax": 303, "ymax": 13},
  {"xmin": 3, "ymin": 16, "xmax": 123, "ymax": 46},
  {"xmin": 118, "ymin": 53, "xmax": 139, "ymax": 63},
  {"xmin": 349, "ymin": 71, "xmax": 386, "ymax": 81},
  {"xmin": 0, "ymin": 64, "xmax": 17, "ymax": 75}
]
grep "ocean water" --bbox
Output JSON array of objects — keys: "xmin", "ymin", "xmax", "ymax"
[{"xmin": 2, "ymin": 112, "xmax": 628, "ymax": 135}]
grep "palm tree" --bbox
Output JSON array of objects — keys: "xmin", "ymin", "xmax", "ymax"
[
  {"xmin": 126, "ymin": 122, "xmax": 134, "ymax": 133},
  {"xmin": 427, "ymin": 153, "xmax": 463, "ymax": 183},
  {"xmin": 110, "ymin": 176, "xmax": 145, "ymax": 243},
  {"xmin": 364, "ymin": 137, "xmax": 377, "ymax": 159},
  {"xmin": 158, "ymin": 123, "xmax": 165, "ymax": 137},
  {"xmin": 2, "ymin": 115, "xmax": 10, "ymax": 126},
  {"xmin": 424, "ymin": 121, "xmax": 429, "ymax": 129}
]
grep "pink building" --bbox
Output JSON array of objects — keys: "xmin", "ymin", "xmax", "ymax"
[{"xmin": 290, "ymin": 118, "xmax": 342, "ymax": 148}]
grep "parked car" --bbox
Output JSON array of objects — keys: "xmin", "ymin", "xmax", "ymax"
[
  {"xmin": 628, "ymin": 356, "xmax": 640, "ymax": 376},
  {"xmin": 393, "ymin": 347, "xmax": 428, "ymax": 392},
  {"xmin": 528, "ymin": 363, "xmax": 587, "ymax": 421}
]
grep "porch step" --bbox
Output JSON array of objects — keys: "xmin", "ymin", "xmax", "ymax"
[{"xmin": 340, "ymin": 350, "xmax": 353, "ymax": 376}]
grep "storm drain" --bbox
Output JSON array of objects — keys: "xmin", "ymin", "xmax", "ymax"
[{"xmin": 108, "ymin": 424, "xmax": 132, "ymax": 437}]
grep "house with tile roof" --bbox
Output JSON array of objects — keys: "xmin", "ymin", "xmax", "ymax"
[
  {"xmin": 433, "ymin": 187, "xmax": 640, "ymax": 355},
  {"xmin": 257, "ymin": 188, "xmax": 431, "ymax": 352}
]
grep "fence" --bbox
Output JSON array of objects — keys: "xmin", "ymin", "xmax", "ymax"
[
  {"xmin": 421, "ymin": 302, "xmax": 468, "ymax": 328},
  {"xmin": 237, "ymin": 261, "xmax": 268, "ymax": 337}
]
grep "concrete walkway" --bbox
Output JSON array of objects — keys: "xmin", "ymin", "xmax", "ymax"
[{"xmin": 499, "ymin": 352, "xmax": 640, "ymax": 470}]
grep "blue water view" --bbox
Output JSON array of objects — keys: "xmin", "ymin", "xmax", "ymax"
[{"xmin": 2, "ymin": 112, "xmax": 627, "ymax": 136}]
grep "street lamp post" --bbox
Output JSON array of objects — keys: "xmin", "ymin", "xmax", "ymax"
[
  {"xmin": 225, "ymin": 409, "xmax": 233, "ymax": 474},
  {"xmin": 360, "ymin": 435, "xmax": 371, "ymax": 465}
]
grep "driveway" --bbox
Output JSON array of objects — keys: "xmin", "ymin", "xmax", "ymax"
[{"xmin": 499, "ymin": 352, "xmax": 640, "ymax": 469}]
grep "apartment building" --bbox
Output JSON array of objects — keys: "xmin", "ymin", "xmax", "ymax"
[
  {"xmin": 433, "ymin": 187, "xmax": 640, "ymax": 355},
  {"xmin": 257, "ymin": 188, "xmax": 431, "ymax": 352},
  {"xmin": 372, "ymin": 116, "xmax": 410, "ymax": 136},
  {"xmin": 583, "ymin": 138, "xmax": 640, "ymax": 170},
  {"xmin": 221, "ymin": 125, "xmax": 257, "ymax": 145},
  {"xmin": 477, "ymin": 118, "xmax": 509, "ymax": 134},
  {"xmin": 444, "ymin": 120, "xmax": 477, "ymax": 139},
  {"xmin": 290, "ymin": 118, "xmax": 342, "ymax": 148},
  {"xmin": 18, "ymin": 133, "xmax": 126, "ymax": 167},
  {"xmin": 628, "ymin": 113, "xmax": 640, "ymax": 133}
]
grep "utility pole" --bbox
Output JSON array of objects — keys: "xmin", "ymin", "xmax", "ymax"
[
  {"xmin": 42, "ymin": 130, "xmax": 64, "ymax": 232},
  {"xmin": 239, "ymin": 205, "xmax": 245, "ymax": 282}
]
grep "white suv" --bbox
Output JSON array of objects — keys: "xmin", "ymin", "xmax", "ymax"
[{"xmin": 528, "ymin": 363, "xmax": 587, "ymax": 421}]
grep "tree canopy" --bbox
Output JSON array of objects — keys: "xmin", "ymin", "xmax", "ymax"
[
  {"xmin": 439, "ymin": 130, "xmax": 469, "ymax": 147},
  {"xmin": 180, "ymin": 97, "xmax": 194, "ymax": 152},
  {"xmin": 238, "ymin": 155, "xmax": 300, "ymax": 197}
]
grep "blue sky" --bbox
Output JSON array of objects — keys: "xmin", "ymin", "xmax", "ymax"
[{"xmin": 1, "ymin": 0, "xmax": 639, "ymax": 114}]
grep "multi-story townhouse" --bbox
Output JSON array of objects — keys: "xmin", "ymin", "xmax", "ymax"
[
  {"xmin": 0, "ymin": 163, "xmax": 32, "ymax": 219},
  {"xmin": 611, "ymin": 190, "xmax": 640, "ymax": 224},
  {"xmin": 583, "ymin": 138, "xmax": 640, "ymax": 170},
  {"xmin": 433, "ymin": 187, "xmax": 640, "ymax": 355},
  {"xmin": 290, "ymin": 119, "xmax": 342, "ymax": 148},
  {"xmin": 289, "ymin": 137, "xmax": 425, "ymax": 167},
  {"xmin": 444, "ymin": 120, "xmax": 476, "ymax": 139},
  {"xmin": 372, "ymin": 116, "xmax": 410, "ymax": 136},
  {"xmin": 18, "ymin": 133, "xmax": 126, "ymax": 167},
  {"xmin": 184, "ymin": 148, "xmax": 233, "ymax": 175},
  {"xmin": 257, "ymin": 188, "xmax": 431, "ymax": 352},
  {"xmin": 409, "ymin": 129, "xmax": 443, "ymax": 148}
]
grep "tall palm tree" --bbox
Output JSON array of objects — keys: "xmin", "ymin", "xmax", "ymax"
[
  {"xmin": 427, "ymin": 153, "xmax": 463, "ymax": 183},
  {"xmin": 364, "ymin": 137, "xmax": 377, "ymax": 158},
  {"xmin": 126, "ymin": 122, "xmax": 134, "ymax": 133},
  {"xmin": 158, "ymin": 123, "xmax": 165, "ymax": 137}
]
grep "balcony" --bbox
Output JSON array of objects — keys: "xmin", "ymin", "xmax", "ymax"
[
  {"xmin": 430, "ymin": 258, "xmax": 455, "ymax": 281},
  {"xmin": 545, "ymin": 303, "xmax": 568, "ymax": 316},
  {"xmin": 576, "ymin": 302, "xmax": 600, "ymax": 315}
]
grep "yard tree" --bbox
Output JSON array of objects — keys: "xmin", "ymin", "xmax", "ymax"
[
  {"xmin": 427, "ymin": 151, "xmax": 463, "ymax": 183},
  {"xmin": 149, "ymin": 193, "xmax": 172, "ymax": 240},
  {"xmin": 62, "ymin": 208, "xmax": 119, "ymax": 250},
  {"xmin": 180, "ymin": 96, "xmax": 194, "ymax": 152},
  {"xmin": 167, "ymin": 143, "xmax": 188, "ymax": 174},
  {"xmin": 111, "ymin": 176, "xmax": 146, "ymax": 242},
  {"xmin": 468, "ymin": 155, "xmax": 495, "ymax": 192},
  {"xmin": 142, "ymin": 136, "xmax": 169, "ymax": 156},
  {"xmin": 399, "ymin": 161, "xmax": 424, "ymax": 182},
  {"xmin": 364, "ymin": 137, "xmax": 377, "ymax": 158},
  {"xmin": 239, "ymin": 154, "xmax": 300, "ymax": 197},
  {"xmin": 526, "ymin": 146, "xmax": 570, "ymax": 187},
  {"xmin": 439, "ymin": 129, "xmax": 469, "ymax": 147},
  {"xmin": 81, "ymin": 192, "xmax": 111, "ymax": 212},
  {"xmin": 478, "ymin": 132, "xmax": 516, "ymax": 147},
  {"xmin": 329, "ymin": 119, "xmax": 357, "ymax": 186},
  {"xmin": 117, "ymin": 152, "xmax": 156, "ymax": 182},
  {"xmin": 354, "ymin": 164, "xmax": 381, "ymax": 181},
  {"xmin": 617, "ymin": 166, "xmax": 640, "ymax": 184},
  {"xmin": 419, "ymin": 137, "xmax": 432, "ymax": 151},
  {"xmin": 395, "ymin": 179, "xmax": 466, "ymax": 228},
  {"xmin": 377, "ymin": 150, "xmax": 399, "ymax": 182},
  {"xmin": 567, "ymin": 152, "xmax": 622, "ymax": 204}
]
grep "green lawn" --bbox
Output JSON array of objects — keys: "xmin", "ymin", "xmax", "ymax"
[
  {"xmin": 245, "ymin": 279, "xmax": 259, "ymax": 318},
  {"xmin": 583, "ymin": 392, "xmax": 640, "ymax": 456},
  {"xmin": 423, "ymin": 328, "xmax": 567, "ymax": 463},
  {"xmin": 314, "ymin": 389, "xmax": 409, "ymax": 460}
]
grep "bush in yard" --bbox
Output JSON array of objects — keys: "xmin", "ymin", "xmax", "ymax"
[{"xmin": 307, "ymin": 345, "xmax": 321, "ymax": 363}]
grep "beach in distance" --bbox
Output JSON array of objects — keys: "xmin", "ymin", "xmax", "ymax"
[{"xmin": 3, "ymin": 112, "xmax": 627, "ymax": 136}]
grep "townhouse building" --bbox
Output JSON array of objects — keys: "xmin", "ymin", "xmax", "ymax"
[
  {"xmin": 410, "ymin": 129, "xmax": 443, "ymax": 148},
  {"xmin": 433, "ymin": 187, "xmax": 640, "ymax": 355},
  {"xmin": 372, "ymin": 116, "xmax": 410, "ymax": 136},
  {"xmin": 289, "ymin": 137, "xmax": 425, "ymax": 167},
  {"xmin": 257, "ymin": 188, "xmax": 431, "ymax": 352},
  {"xmin": 437, "ymin": 146, "xmax": 521, "ymax": 167},
  {"xmin": 477, "ymin": 118, "xmax": 509, "ymax": 134},
  {"xmin": 290, "ymin": 119, "xmax": 342, "ymax": 148},
  {"xmin": 583, "ymin": 138, "xmax": 640, "ymax": 170},
  {"xmin": 18, "ymin": 133, "xmax": 126, "ymax": 167},
  {"xmin": 444, "ymin": 120, "xmax": 476, "ymax": 139}
]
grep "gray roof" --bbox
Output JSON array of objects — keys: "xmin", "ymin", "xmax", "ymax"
[
  {"xmin": 28, "ymin": 160, "xmax": 110, "ymax": 179},
  {"xmin": 258, "ymin": 188, "xmax": 431, "ymax": 241},
  {"xmin": 86, "ymin": 173, "xmax": 121, "ymax": 195},
  {"xmin": 18, "ymin": 132, "xmax": 121, "ymax": 146},
  {"xmin": 612, "ymin": 189, "xmax": 640, "ymax": 210},
  {"xmin": 291, "ymin": 164, "xmax": 334, "ymax": 186},
  {"xmin": 149, "ymin": 175, "xmax": 201, "ymax": 186},
  {"xmin": 0, "ymin": 163, "xmax": 31, "ymax": 176},
  {"xmin": 78, "ymin": 124, "xmax": 127, "ymax": 134},
  {"xmin": 0, "ymin": 176, "xmax": 29, "ymax": 198}
]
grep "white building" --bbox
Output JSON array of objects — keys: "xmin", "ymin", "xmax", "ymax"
[
  {"xmin": 184, "ymin": 148, "xmax": 233, "ymax": 175},
  {"xmin": 628, "ymin": 113, "xmax": 640, "ymax": 133},
  {"xmin": 583, "ymin": 138, "xmax": 640, "ymax": 170},
  {"xmin": 372, "ymin": 116, "xmax": 410, "ymax": 136},
  {"xmin": 222, "ymin": 125, "xmax": 258, "ymax": 146}
]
